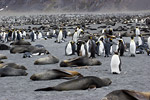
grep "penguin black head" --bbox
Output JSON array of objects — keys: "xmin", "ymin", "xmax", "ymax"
[
  {"xmin": 71, "ymin": 41, "xmax": 75, "ymax": 44},
  {"xmin": 131, "ymin": 36, "xmax": 134, "ymax": 39},
  {"xmin": 89, "ymin": 36, "xmax": 92, "ymax": 40},
  {"xmin": 118, "ymin": 39, "xmax": 122, "ymax": 43},
  {"xmin": 100, "ymin": 37, "xmax": 104, "ymax": 41},
  {"xmin": 138, "ymin": 34, "xmax": 142, "ymax": 37}
]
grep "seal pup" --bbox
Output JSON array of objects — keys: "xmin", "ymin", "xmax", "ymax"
[
  {"xmin": 35, "ymin": 76, "xmax": 111, "ymax": 91},
  {"xmin": 102, "ymin": 89, "xmax": 150, "ymax": 100},
  {"xmin": 60, "ymin": 56, "xmax": 101, "ymax": 67},
  {"xmin": 34, "ymin": 54, "xmax": 59, "ymax": 65},
  {"xmin": 30, "ymin": 69, "xmax": 83, "ymax": 81},
  {"xmin": 110, "ymin": 52, "xmax": 121, "ymax": 74}
]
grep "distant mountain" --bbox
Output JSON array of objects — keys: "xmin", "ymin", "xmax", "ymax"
[{"xmin": 0, "ymin": 0, "xmax": 150, "ymax": 12}]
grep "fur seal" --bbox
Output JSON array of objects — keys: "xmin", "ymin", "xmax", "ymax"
[
  {"xmin": 10, "ymin": 45, "xmax": 35, "ymax": 54},
  {"xmin": 102, "ymin": 89, "xmax": 150, "ymax": 100},
  {"xmin": 0, "ymin": 63, "xmax": 27, "ymax": 70},
  {"xmin": 0, "ymin": 43, "xmax": 10, "ymax": 50},
  {"xmin": 30, "ymin": 69, "xmax": 83, "ymax": 81},
  {"xmin": 10, "ymin": 40, "xmax": 31, "ymax": 45},
  {"xmin": 60, "ymin": 56, "xmax": 102, "ymax": 67},
  {"xmin": 35, "ymin": 76, "xmax": 111, "ymax": 91},
  {"xmin": 0, "ymin": 54, "xmax": 7, "ymax": 60},
  {"xmin": 0, "ymin": 61, "xmax": 4, "ymax": 64},
  {"xmin": 0, "ymin": 67, "xmax": 28, "ymax": 77},
  {"xmin": 34, "ymin": 54, "xmax": 59, "ymax": 65},
  {"xmin": 10, "ymin": 45, "xmax": 48, "ymax": 55},
  {"xmin": 31, "ymin": 48, "xmax": 49, "ymax": 55}
]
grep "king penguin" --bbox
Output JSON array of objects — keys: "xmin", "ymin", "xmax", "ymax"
[
  {"xmin": 130, "ymin": 36, "xmax": 136, "ymax": 57},
  {"xmin": 135, "ymin": 27, "xmax": 140, "ymax": 36},
  {"xmin": 118, "ymin": 39, "xmax": 125, "ymax": 56},
  {"xmin": 72, "ymin": 30, "xmax": 78, "ymax": 43},
  {"xmin": 96, "ymin": 37, "xmax": 105, "ymax": 56},
  {"xmin": 38, "ymin": 31, "xmax": 43, "ymax": 39},
  {"xmin": 110, "ymin": 52, "xmax": 121, "ymax": 74},
  {"xmin": 30, "ymin": 30, "xmax": 35, "ymax": 42},
  {"xmin": 80, "ymin": 42, "xmax": 87, "ymax": 56},
  {"xmin": 65, "ymin": 41, "xmax": 76, "ymax": 56},
  {"xmin": 57, "ymin": 28, "xmax": 63, "ymax": 43}
]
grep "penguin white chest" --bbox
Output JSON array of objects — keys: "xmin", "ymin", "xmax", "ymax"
[
  {"xmin": 86, "ymin": 40, "xmax": 91, "ymax": 57},
  {"xmin": 38, "ymin": 32, "xmax": 42, "ymax": 39},
  {"xmin": 58, "ymin": 31, "xmax": 63, "ymax": 42},
  {"xmin": 148, "ymin": 37, "xmax": 150, "ymax": 49},
  {"xmin": 80, "ymin": 44, "xmax": 86, "ymax": 56},
  {"xmin": 130, "ymin": 40, "xmax": 136, "ymax": 55},
  {"xmin": 138, "ymin": 37, "xmax": 142, "ymax": 46},
  {"xmin": 110, "ymin": 55, "xmax": 121, "ymax": 74},
  {"xmin": 99, "ymin": 41, "xmax": 104, "ymax": 54},
  {"xmin": 135, "ymin": 28, "xmax": 140, "ymax": 36},
  {"xmin": 66, "ymin": 43, "xmax": 72, "ymax": 55},
  {"xmin": 73, "ymin": 32, "xmax": 78, "ymax": 42}
]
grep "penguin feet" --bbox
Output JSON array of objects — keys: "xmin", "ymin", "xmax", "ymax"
[
  {"xmin": 104, "ymin": 55, "xmax": 109, "ymax": 57},
  {"xmin": 130, "ymin": 54, "xmax": 135, "ymax": 57},
  {"xmin": 112, "ymin": 72, "xmax": 119, "ymax": 74}
]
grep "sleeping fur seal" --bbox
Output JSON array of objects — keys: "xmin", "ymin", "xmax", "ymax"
[
  {"xmin": 10, "ymin": 40, "xmax": 31, "ymax": 45},
  {"xmin": 0, "ymin": 63, "xmax": 27, "ymax": 70},
  {"xmin": 0, "ymin": 44, "xmax": 10, "ymax": 50},
  {"xmin": 34, "ymin": 54, "xmax": 59, "ymax": 65},
  {"xmin": 0, "ymin": 67, "xmax": 28, "ymax": 77},
  {"xmin": 10, "ymin": 45, "xmax": 35, "ymax": 54},
  {"xmin": 0, "ymin": 54, "xmax": 7, "ymax": 60},
  {"xmin": 102, "ymin": 89, "xmax": 150, "ymax": 100},
  {"xmin": 60, "ymin": 56, "xmax": 102, "ymax": 67},
  {"xmin": 30, "ymin": 69, "xmax": 83, "ymax": 81},
  {"xmin": 35, "ymin": 76, "xmax": 111, "ymax": 91}
]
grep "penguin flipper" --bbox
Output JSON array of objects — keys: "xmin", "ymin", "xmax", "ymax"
[{"xmin": 35, "ymin": 87, "xmax": 54, "ymax": 91}]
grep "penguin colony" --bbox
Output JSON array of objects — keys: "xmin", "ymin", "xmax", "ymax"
[{"xmin": 0, "ymin": 13, "xmax": 150, "ymax": 99}]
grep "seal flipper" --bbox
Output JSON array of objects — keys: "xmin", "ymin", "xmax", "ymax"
[
  {"xmin": 35, "ymin": 87, "xmax": 54, "ymax": 91},
  {"xmin": 123, "ymin": 90, "xmax": 149, "ymax": 100},
  {"xmin": 88, "ymin": 85, "xmax": 97, "ymax": 91}
]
